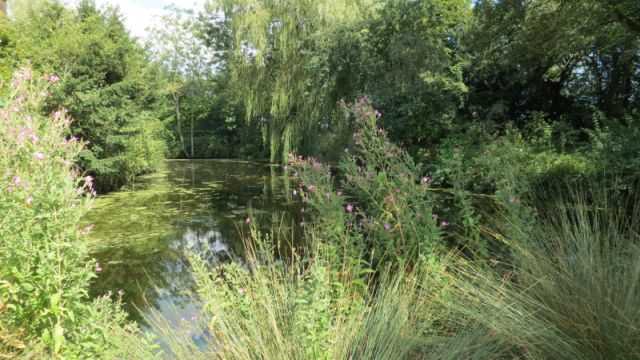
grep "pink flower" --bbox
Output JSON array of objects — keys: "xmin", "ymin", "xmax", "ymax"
[
  {"xmin": 13, "ymin": 176, "xmax": 21, "ymax": 185},
  {"xmin": 237, "ymin": 287, "xmax": 245, "ymax": 295},
  {"xmin": 346, "ymin": 203, "xmax": 354, "ymax": 212},
  {"xmin": 47, "ymin": 73, "xmax": 60, "ymax": 83},
  {"xmin": 383, "ymin": 223, "xmax": 391, "ymax": 230},
  {"xmin": 292, "ymin": 189, "xmax": 297, "ymax": 196},
  {"xmin": 245, "ymin": 217, "xmax": 251, "ymax": 224},
  {"xmin": 299, "ymin": 221, "xmax": 305, "ymax": 227},
  {"xmin": 375, "ymin": 110, "xmax": 381, "ymax": 119},
  {"xmin": 307, "ymin": 184, "xmax": 316, "ymax": 191},
  {"xmin": 293, "ymin": 171, "xmax": 298, "ymax": 177},
  {"xmin": 95, "ymin": 262, "xmax": 103, "ymax": 272},
  {"xmin": 421, "ymin": 176, "xmax": 432, "ymax": 185},
  {"xmin": 6, "ymin": 185, "xmax": 12, "ymax": 192},
  {"xmin": 440, "ymin": 221, "xmax": 450, "ymax": 227},
  {"xmin": 117, "ymin": 289, "xmax": 125, "ymax": 296},
  {"xmin": 300, "ymin": 208, "xmax": 305, "ymax": 213},
  {"xmin": 432, "ymin": 213, "xmax": 439, "ymax": 219},
  {"xmin": 34, "ymin": 153, "xmax": 45, "ymax": 161},
  {"xmin": 84, "ymin": 176, "xmax": 94, "ymax": 189},
  {"xmin": 102, "ymin": 294, "xmax": 109, "ymax": 300},
  {"xmin": 29, "ymin": 134, "xmax": 38, "ymax": 143},
  {"xmin": 25, "ymin": 197, "xmax": 33, "ymax": 205},
  {"xmin": 509, "ymin": 196, "xmax": 518, "ymax": 204}
]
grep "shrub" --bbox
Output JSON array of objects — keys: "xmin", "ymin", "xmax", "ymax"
[
  {"xmin": 289, "ymin": 97, "xmax": 446, "ymax": 267},
  {"xmin": 0, "ymin": 68, "xmax": 150, "ymax": 357}
]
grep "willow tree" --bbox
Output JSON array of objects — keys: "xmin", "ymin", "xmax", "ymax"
[{"xmin": 204, "ymin": 0, "xmax": 372, "ymax": 162}]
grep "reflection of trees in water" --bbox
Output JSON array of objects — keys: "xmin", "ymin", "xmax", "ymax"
[
  {"xmin": 89, "ymin": 160, "xmax": 301, "ymax": 327},
  {"xmin": 91, "ymin": 225, "xmax": 235, "ymax": 325}
]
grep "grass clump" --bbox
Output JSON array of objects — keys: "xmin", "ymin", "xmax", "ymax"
[{"xmin": 433, "ymin": 188, "xmax": 640, "ymax": 359}]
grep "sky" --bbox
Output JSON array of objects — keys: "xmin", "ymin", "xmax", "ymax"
[{"xmin": 70, "ymin": 0, "xmax": 207, "ymax": 40}]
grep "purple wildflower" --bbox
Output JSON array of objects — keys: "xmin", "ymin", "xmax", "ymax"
[
  {"xmin": 47, "ymin": 74, "xmax": 60, "ymax": 83},
  {"xmin": 346, "ymin": 203, "xmax": 354, "ymax": 212}
]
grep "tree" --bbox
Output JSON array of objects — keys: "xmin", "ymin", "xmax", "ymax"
[
  {"xmin": 147, "ymin": 6, "xmax": 215, "ymax": 158},
  {"xmin": 464, "ymin": 0, "xmax": 639, "ymax": 126},
  {"xmin": 11, "ymin": 0, "xmax": 169, "ymax": 191}
]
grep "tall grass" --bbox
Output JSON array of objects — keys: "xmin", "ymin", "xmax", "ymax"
[
  {"xmin": 149, "ymin": 227, "xmax": 445, "ymax": 360},
  {"xmin": 432, "ymin": 187, "xmax": 640, "ymax": 359}
]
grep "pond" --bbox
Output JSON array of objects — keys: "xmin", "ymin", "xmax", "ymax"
[{"xmin": 82, "ymin": 160, "xmax": 301, "ymax": 330}]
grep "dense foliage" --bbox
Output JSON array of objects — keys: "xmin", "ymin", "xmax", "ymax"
[
  {"xmin": 0, "ymin": 68, "xmax": 150, "ymax": 358},
  {"xmin": 199, "ymin": 0, "xmax": 640, "ymax": 187},
  {"xmin": 6, "ymin": 0, "xmax": 168, "ymax": 192}
]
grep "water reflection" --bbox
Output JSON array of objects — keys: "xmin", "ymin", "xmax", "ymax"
[{"xmin": 83, "ymin": 160, "xmax": 299, "ymax": 327}]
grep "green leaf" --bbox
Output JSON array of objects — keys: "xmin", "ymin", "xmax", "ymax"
[
  {"xmin": 53, "ymin": 323, "xmax": 65, "ymax": 354},
  {"xmin": 51, "ymin": 291, "xmax": 62, "ymax": 317}
]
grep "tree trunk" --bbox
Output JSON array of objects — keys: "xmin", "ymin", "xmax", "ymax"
[
  {"xmin": 0, "ymin": 0, "xmax": 6, "ymax": 17},
  {"xmin": 172, "ymin": 93, "xmax": 188, "ymax": 158},
  {"xmin": 190, "ymin": 91, "xmax": 195, "ymax": 158}
]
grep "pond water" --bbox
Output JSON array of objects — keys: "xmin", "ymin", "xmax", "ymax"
[{"xmin": 82, "ymin": 160, "xmax": 300, "ymax": 329}]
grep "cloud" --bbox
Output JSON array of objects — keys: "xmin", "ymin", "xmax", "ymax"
[{"xmin": 68, "ymin": 0, "xmax": 207, "ymax": 41}]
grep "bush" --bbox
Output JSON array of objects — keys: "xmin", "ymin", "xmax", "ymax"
[
  {"xmin": 289, "ymin": 97, "xmax": 446, "ymax": 266},
  {"xmin": 0, "ymin": 68, "xmax": 150, "ymax": 357}
]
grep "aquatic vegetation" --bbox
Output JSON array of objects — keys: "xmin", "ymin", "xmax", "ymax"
[{"xmin": 83, "ymin": 160, "xmax": 300, "ymax": 326}]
